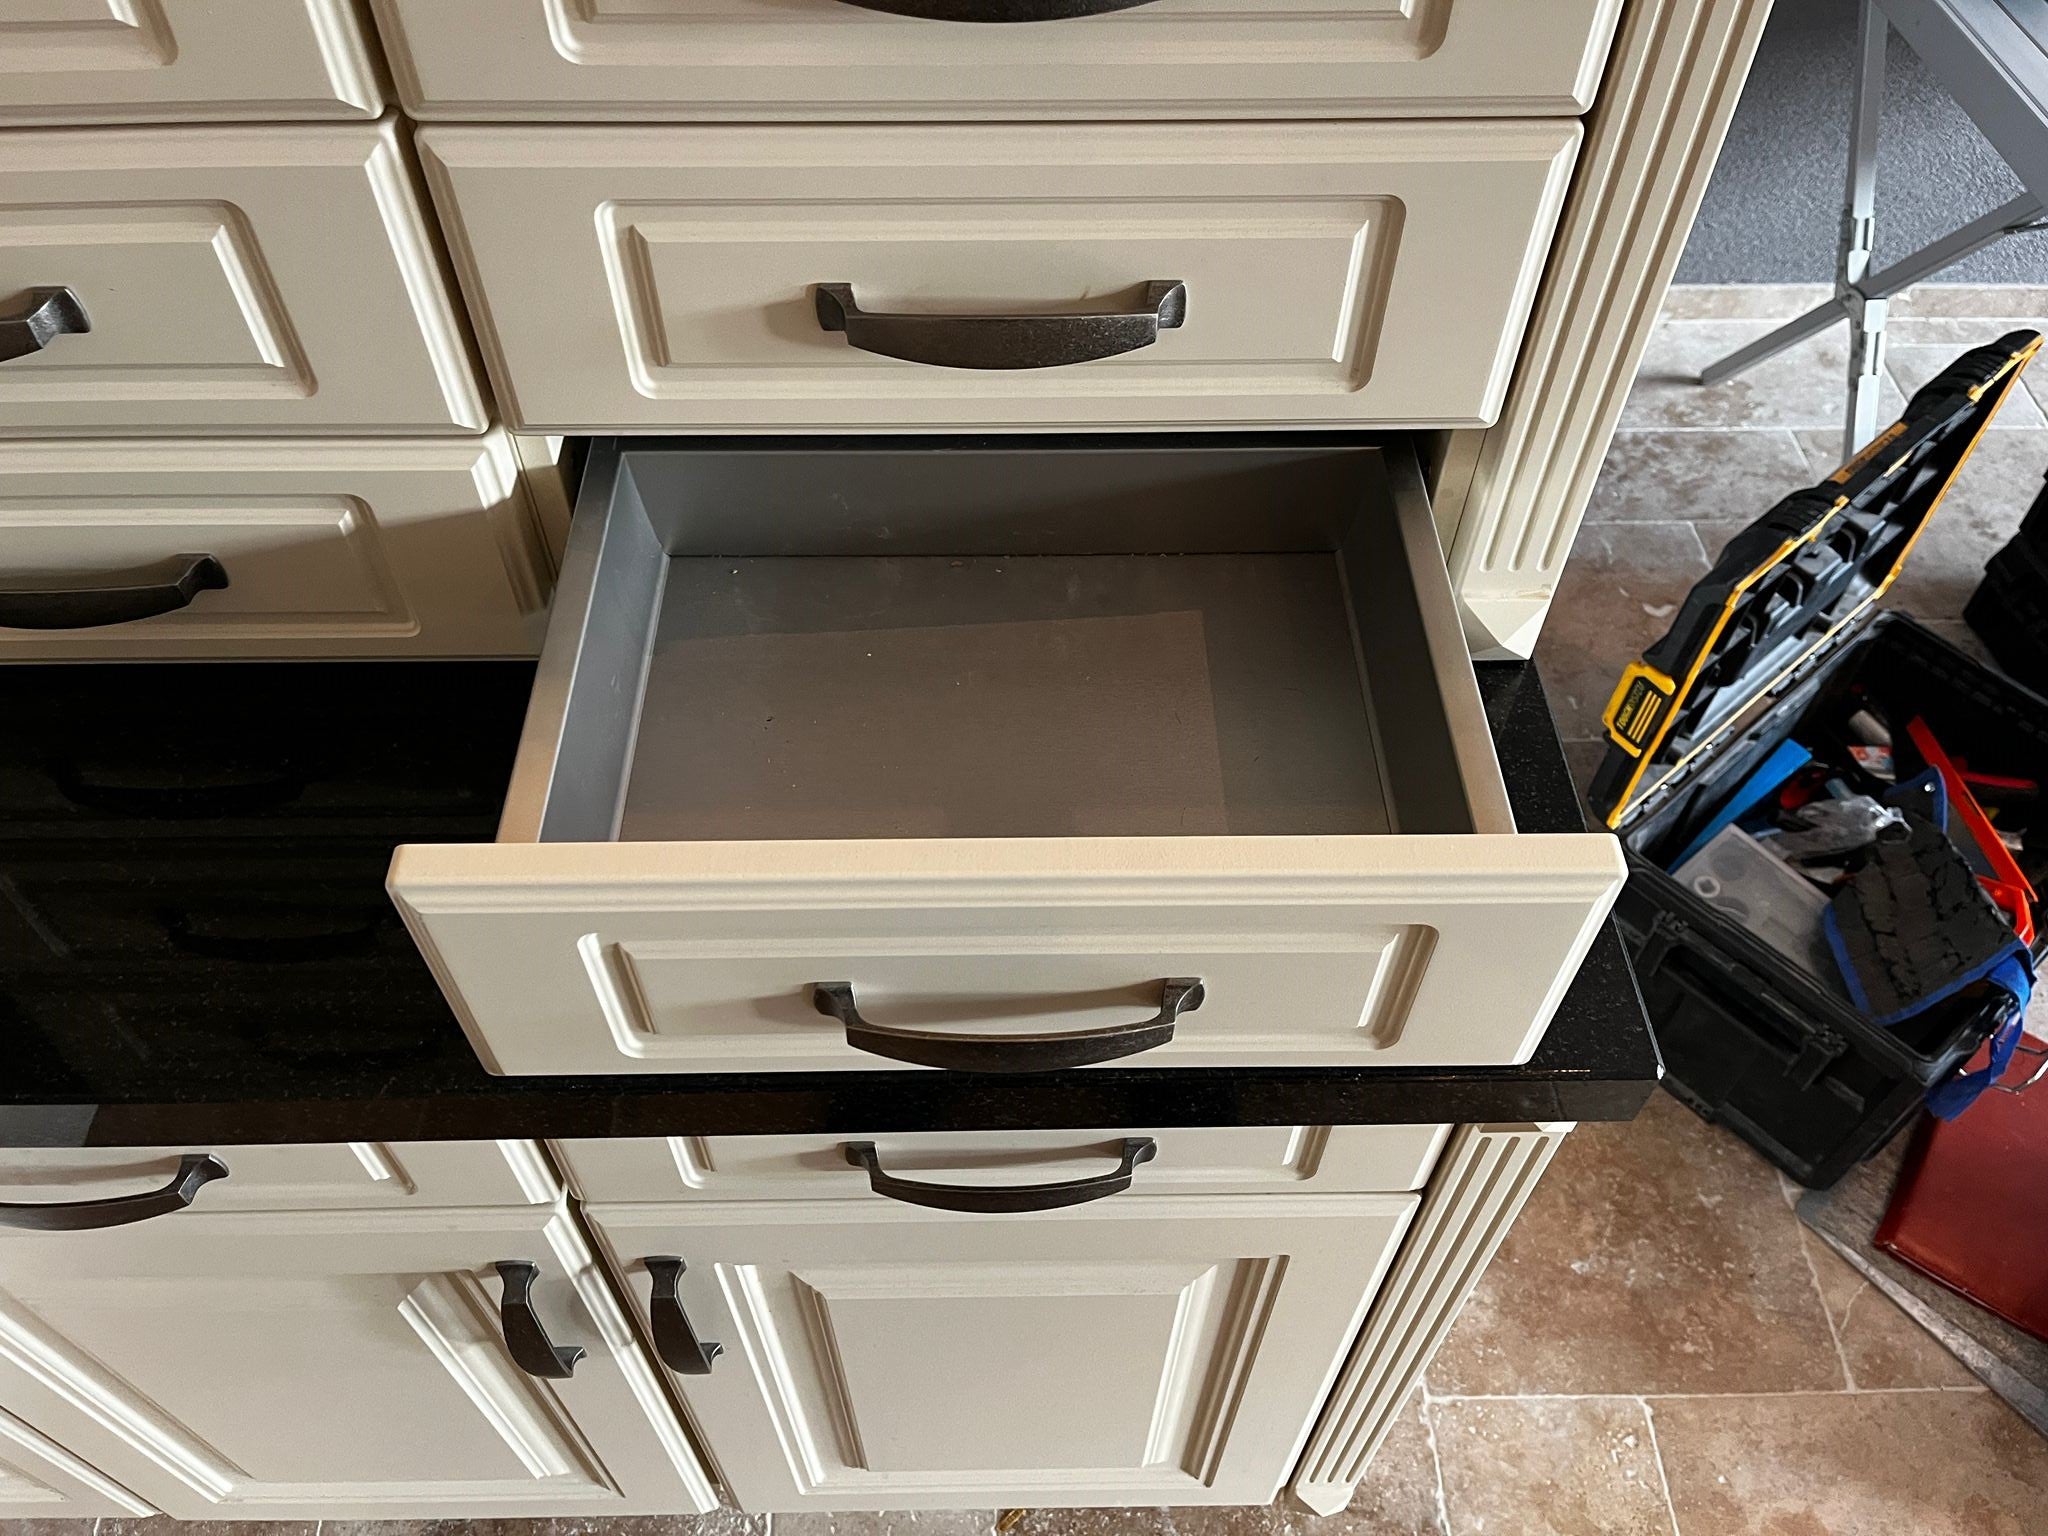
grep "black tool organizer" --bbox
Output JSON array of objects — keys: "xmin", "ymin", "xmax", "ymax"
[{"xmin": 1589, "ymin": 331, "xmax": 2048, "ymax": 1187}]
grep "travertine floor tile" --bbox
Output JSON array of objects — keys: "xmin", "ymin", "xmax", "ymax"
[
  {"xmin": 1531, "ymin": 522, "xmax": 1712, "ymax": 740},
  {"xmin": 1888, "ymin": 345, "xmax": 2048, "ymax": 427},
  {"xmin": 1793, "ymin": 426, "xmax": 2048, "ymax": 623},
  {"xmin": 1618, "ymin": 318, "xmax": 1906, "ymax": 432},
  {"xmin": 1892, "ymin": 286, "xmax": 2048, "ymax": 320},
  {"xmin": 1583, "ymin": 430, "xmax": 1813, "ymax": 525},
  {"xmin": 1799, "ymin": 1232, "xmax": 1978, "ymax": 1391},
  {"xmin": 1429, "ymin": 1398, "xmax": 1673, "ymax": 1536},
  {"xmin": 1429, "ymin": 1094, "xmax": 1845, "ymax": 1397},
  {"xmin": 0, "ymin": 1523, "xmax": 107, "ymax": 1536},
  {"xmin": 1652, "ymin": 1390, "xmax": 2048, "ymax": 1535},
  {"xmin": 1660, "ymin": 284, "xmax": 1832, "ymax": 321}
]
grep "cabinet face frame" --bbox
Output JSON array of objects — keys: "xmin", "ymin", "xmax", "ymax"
[{"xmin": 0, "ymin": 1201, "xmax": 719, "ymax": 1520}]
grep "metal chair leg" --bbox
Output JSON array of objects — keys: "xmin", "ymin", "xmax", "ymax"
[{"xmin": 1839, "ymin": 0, "xmax": 1890, "ymax": 458}]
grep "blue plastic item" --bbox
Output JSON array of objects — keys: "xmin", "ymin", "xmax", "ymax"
[{"xmin": 1666, "ymin": 738, "xmax": 1813, "ymax": 870}]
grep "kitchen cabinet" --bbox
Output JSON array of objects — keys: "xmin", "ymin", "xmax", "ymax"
[
  {"xmin": 0, "ymin": 1188, "xmax": 717, "ymax": 1519},
  {"xmin": 0, "ymin": 1400, "xmax": 150, "ymax": 1519}
]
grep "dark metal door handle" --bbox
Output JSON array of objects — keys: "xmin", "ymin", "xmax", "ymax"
[
  {"xmin": 836, "ymin": 0, "xmax": 1161, "ymax": 19},
  {"xmin": 814, "ymin": 280, "xmax": 1185, "ymax": 369},
  {"xmin": 494, "ymin": 1260, "xmax": 585, "ymax": 1379},
  {"xmin": 815, "ymin": 977, "xmax": 1202, "ymax": 1072},
  {"xmin": 0, "ymin": 1154, "xmax": 227, "ymax": 1231},
  {"xmin": 0, "ymin": 287, "xmax": 89, "ymax": 363},
  {"xmin": 644, "ymin": 1257, "xmax": 723, "ymax": 1375},
  {"xmin": 844, "ymin": 1137, "xmax": 1157, "ymax": 1213},
  {"xmin": 0, "ymin": 554, "xmax": 227, "ymax": 630}
]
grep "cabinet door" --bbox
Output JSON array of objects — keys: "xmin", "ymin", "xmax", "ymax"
[
  {"xmin": 0, "ymin": 1203, "xmax": 717, "ymax": 1520},
  {"xmin": 0, "ymin": 1402, "xmax": 152, "ymax": 1519},
  {"xmin": 588, "ymin": 1193, "xmax": 1416, "ymax": 1511}
]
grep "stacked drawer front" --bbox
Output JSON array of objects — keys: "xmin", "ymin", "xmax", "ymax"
[
  {"xmin": 0, "ymin": 7, "xmax": 555, "ymax": 659},
  {"xmin": 555, "ymin": 1124, "xmax": 1443, "ymax": 1511}
]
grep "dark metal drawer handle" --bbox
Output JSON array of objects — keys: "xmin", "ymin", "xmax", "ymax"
[
  {"xmin": 0, "ymin": 1154, "xmax": 227, "ymax": 1231},
  {"xmin": 814, "ymin": 280, "xmax": 1186, "ymax": 370},
  {"xmin": 837, "ymin": 0, "xmax": 1162, "ymax": 20},
  {"xmin": 494, "ymin": 1260, "xmax": 585, "ymax": 1380},
  {"xmin": 644, "ymin": 1256, "xmax": 723, "ymax": 1375},
  {"xmin": 814, "ymin": 977, "xmax": 1203, "ymax": 1072},
  {"xmin": 0, "ymin": 287, "xmax": 89, "ymax": 364},
  {"xmin": 0, "ymin": 554, "xmax": 227, "ymax": 631},
  {"xmin": 845, "ymin": 1137, "xmax": 1157, "ymax": 1213}
]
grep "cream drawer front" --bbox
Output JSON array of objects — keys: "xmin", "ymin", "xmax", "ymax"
[
  {"xmin": 0, "ymin": 436, "xmax": 553, "ymax": 658},
  {"xmin": 553, "ymin": 1125, "xmax": 1451, "ymax": 1202},
  {"xmin": 375, "ymin": 0, "xmax": 1620, "ymax": 122},
  {"xmin": 419, "ymin": 121, "xmax": 1580, "ymax": 433},
  {"xmin": 584, "ymin": 1193, "xmax": 1415, "ymax": 1510},
  {"xmin": 390, "ymin": 438, "xmax": 1626, "ymax": 1077},
  {"xmin": 0, "ymin": 123, "xmax": 487, "ymax": 436},
  {"xmin": 0, "ymin": 1, "xmax": 382, "ymax": 126},
  {"xmin": 0, "ymin": 1142, "xmax": 556, "ymax": 1216}
]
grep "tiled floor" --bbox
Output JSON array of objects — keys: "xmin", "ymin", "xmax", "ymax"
[{"xmin": 15, "ymin": 288, "xmax": 2048, "ymax": 1536}]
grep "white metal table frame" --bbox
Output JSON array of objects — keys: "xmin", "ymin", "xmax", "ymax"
[{"xmin": 1697, "ymin": 0, "xmax": 2048, "ymax": 460}]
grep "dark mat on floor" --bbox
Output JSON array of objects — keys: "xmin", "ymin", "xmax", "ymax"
[{"xmin": 1798, "ymin": 1135, "xmax": 2048, "ymax": 1434}]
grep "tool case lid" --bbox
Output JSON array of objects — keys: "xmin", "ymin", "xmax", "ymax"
[{"xmin": 1588, "ymin": 329, "xmax": 2043, "ymax": 831}]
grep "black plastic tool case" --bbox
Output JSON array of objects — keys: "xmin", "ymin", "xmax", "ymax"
[{"xmin": 1588, "ymin": 331, "xmax": 2048, "ymax": 1188}]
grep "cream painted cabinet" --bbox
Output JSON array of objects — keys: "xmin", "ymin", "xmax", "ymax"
[
  {"xmin": 0, "ymin": 1401, "xmax": 150, "ymax": 1519},
  {"xmin": 0, "ymin": 1200, "xmax": 718, "ymax": 1520},
  {"xmin": 584, "ymin": 1192, "xmax": 1417, "ymax": 1511}
]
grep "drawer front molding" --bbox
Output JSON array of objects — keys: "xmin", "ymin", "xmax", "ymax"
[
  {"xmin": 1290, "ymin": 1121, "xmax": 1568, "ymax": 1514},
  {"xmin": 375, "ymin": 0, "xmax": 1622, "ymax": 122},
  {"xmin": 418, "ymin": 121, "xmax": 1580, "ymax": 433},
  {"xmin": 0, "ymin": 435, "xmax": 554, "ymax": 658},
  {"xmin": 0, "ymin": 123, "xmax": 487, "ymax": 435},
  {"xmin": 0, "ymin": 0, "xmax": 382, "ymax": 125}
]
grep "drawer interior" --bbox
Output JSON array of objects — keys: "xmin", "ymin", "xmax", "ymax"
[{"xmin": 515, "ymin": 437, "xmax": 1504, "ymax": 845}]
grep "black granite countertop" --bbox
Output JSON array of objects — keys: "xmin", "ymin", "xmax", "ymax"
[{"xmin": 0, "ymin": 660, "xmax": 1658, "ymax": 1148}]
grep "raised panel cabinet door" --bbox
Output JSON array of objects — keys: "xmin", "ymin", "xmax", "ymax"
[
  {"xmin": 0, "ymin": 122, "xmax": 488, "ymax": 436},
  {"xmin": 372, "ymin": 0, "xmax": 1621, "ymax": 121},
  {"xmin": 417, "ymin": 120, "xmax": 1581, "ymax": 433},
  {"xmin": 0, "ymin": 1401, "xmax": 153, "ymax": 1518},
  {"xmin": 0, "ymin": 1202, "xmax": 718, "ymax": 1520},
  {"xmin": 586, "ymin": 1193, "xmax": 1417, "ymax": 1511},
  {"xmin": 0, "ymin": 1, "xmax": 383, "ymax": 125}
]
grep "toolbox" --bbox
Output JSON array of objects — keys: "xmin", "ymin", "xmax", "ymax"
[{"xmin": 1589, "ymin": 331, "xmax": 2048, "ymax": 1188}]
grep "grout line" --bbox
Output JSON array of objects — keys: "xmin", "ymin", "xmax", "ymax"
[
  {"xmin": 1639, "ymin": 1398, "xmax": 1684, "ymax": 1536},
  {"xmin": 1418, "ymin": 1378, "xmax": 1454, "ymax": 1536},
  {"xmin": 1795, "ymin": 1230, "xmax": 1858, "ymax": 1392},
  {"xmin": 1427, "ymin": 1386, "xmax": 1968, "ymax": 1403}
]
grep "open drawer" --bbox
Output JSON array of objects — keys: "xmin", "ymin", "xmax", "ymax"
[{"xmin": 388, "ymin": 437, "xmax": 1623, "ymax": 1076}]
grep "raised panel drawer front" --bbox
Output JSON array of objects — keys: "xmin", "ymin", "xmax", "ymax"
[
  {"xmin": 374, "ymin": 0, "xmax": 1621, "ymax": 121},
  {"xmin": 388, "ymin": 438, "xmax": 1627, "ymax": 1076},
  {"xmin": 0, "ymin": 1401, "xmax": 151, "ymax": 1518},
  {"xmin": 0, "ymin": 1, "xmax": 382, "ymax": 125},
  {"xmin": 586, "ymin": 1193, "xmax": 1416, "ymax": 1510},
  {"xmin": 0, "ymin": 1203, "xmax": 718, "ymax": 1519},
  {"xmin": 0, "ymin": 122, "xmax": 488, "ymax": 436},
  {"xmin": 0, "ymin": 1142, "xmax": 558, "ymax": 1214},
  {"xmin": 417, "ymin": 121, "xmax": 1580, "ymax": 433},
  {"xmin": 553, "ymin": 1125, "xmax": 1453, "ymax": 1202},
  {"xmin": 0, "ymin": 436, "xmax": 554, "ymax": 657}
]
